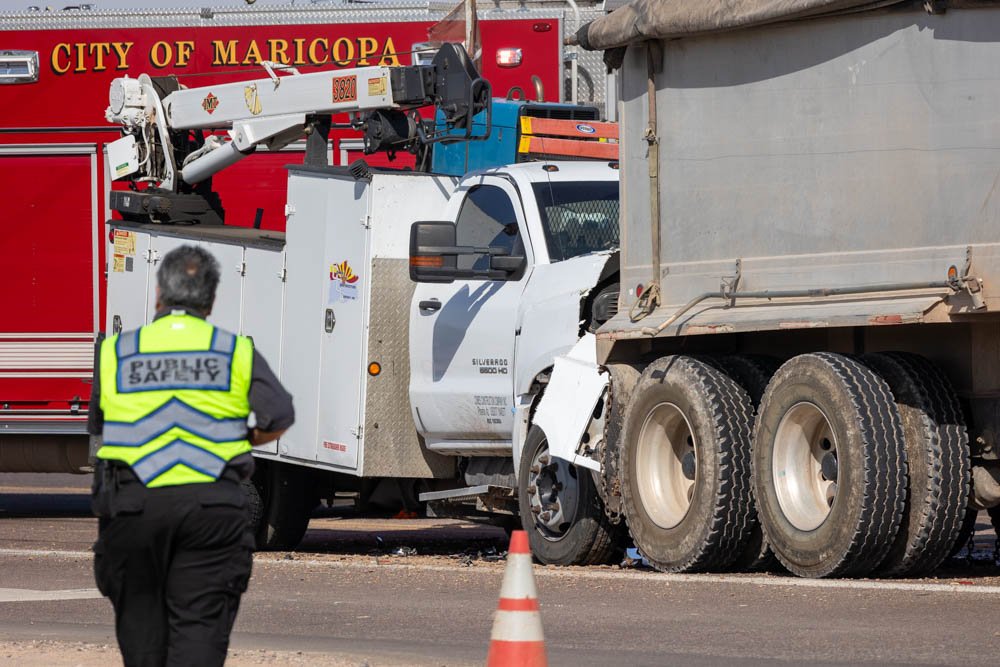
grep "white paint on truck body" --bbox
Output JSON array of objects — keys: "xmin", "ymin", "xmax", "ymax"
[{"xmin": 410, "ymin": 161, "xmax": 619, "ymax": 460}]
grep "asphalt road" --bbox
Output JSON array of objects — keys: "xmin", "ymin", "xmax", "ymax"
[{"xmin": 2, "ymin": 474, "xmax": 1000, "ymax": 666}]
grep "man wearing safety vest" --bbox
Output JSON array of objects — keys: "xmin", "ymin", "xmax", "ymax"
[{"xmin": 88, "ymin": 245, "xmax": 294, "ymax": 666}]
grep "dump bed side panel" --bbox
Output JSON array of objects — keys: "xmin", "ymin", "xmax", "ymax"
[{"xmin": 614, "ymin": 7, "xmax": 1000, "ymax": 333}]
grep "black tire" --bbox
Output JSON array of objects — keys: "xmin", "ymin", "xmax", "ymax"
[
  {"xmin": 518, "ymin": 425, "xmax": 620, "ymax": 566},
  {"xmin": 252, "ymin": 460, "xmax": 318, "ymax": 551},
  {"xmin": 753, "ymin": 352, "xmax": 906, "ymax": 578},
  {"xmin": 601, "ymin": 363, "xmax": 643, "ymax": 525},
  {"xmin": 241, "ymin": 477, "xmax": 264, "ymax": 536},
  {"xmin": 861, "ymin": 353, "xmax": 971, "ymax": 577},
  {"xmin": 715, "ymin": 355, "xmax": 782, "ymax": 573},
  {"xmin": 620, "ymin": 356, "xmax": 755, "ymax": 572}
]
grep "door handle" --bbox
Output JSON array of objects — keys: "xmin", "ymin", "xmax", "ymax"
[{"xmin": 418, "ymin": 299, "xmax": 442, "ymax": 312}]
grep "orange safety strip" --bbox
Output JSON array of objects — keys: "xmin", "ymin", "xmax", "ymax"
[
  {"xmin": 517, "ymin": 136, "xmax": 619, "ymax": 160},
  {"xmin": 519, "ymin": 116, "xmax": 618, "ymax": 140}
]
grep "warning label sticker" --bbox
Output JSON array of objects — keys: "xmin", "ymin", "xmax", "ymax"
[
  {"xmin": 367, "ymin": 76, "xmax": 387, "ymax": 97},
  {"xmin": 113, "ymin": 230, "xmax": 136, "ymax": 257}
]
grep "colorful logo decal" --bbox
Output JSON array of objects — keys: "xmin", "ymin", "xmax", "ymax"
[
  {"xmin": 330, "ymin": 260, "xmax": 359, "ymax": 284},
  {"xmin": 201, "ymin": 92, "xmax": 219, "ymax": 115},
  {"xmin": 244, "ymin": 83, "xmax": 262, "ymax": 116},
  {"xmin": 328, "ymin": 260, "xmax": 360, "ymax": 303},
  {"xmin": 576, "ymin": 123, "xmax": 596, "ymax": 134}
]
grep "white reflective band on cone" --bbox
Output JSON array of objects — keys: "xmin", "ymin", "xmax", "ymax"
[
  {"xmin": 499, "ymin": 553, "xmax": 538, "ymax": 599},
  {"xmin": 490, "ymin": 611, "xmax": 546, "ymax": 642}
]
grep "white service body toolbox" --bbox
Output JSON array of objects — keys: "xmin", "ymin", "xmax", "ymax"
[{"xmin": 106, "ymin": 166, "xmax": 459, "ymax": 478}]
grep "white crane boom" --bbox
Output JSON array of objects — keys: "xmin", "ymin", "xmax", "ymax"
[{"xmin": 104, "ymin": 44, "xmax": 490, "ymax": 224}]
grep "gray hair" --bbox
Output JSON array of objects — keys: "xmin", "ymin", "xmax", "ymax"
[{"xmin": 156, "ymin": 245, "xmax": 220, "ymax": 313}]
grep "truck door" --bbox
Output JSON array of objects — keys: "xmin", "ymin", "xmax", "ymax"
[{"xmin": 409, "ymin": 177, "xmax": 530, "ymax": 444}]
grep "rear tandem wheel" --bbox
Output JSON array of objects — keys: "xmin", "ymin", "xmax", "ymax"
[
  {"xmin": 752, "ymin": 353, "xmax": 907, "ymax": 578},
  {"xmin": 620, "ymin": 355, "xmax": 755, "ymax": 572}
]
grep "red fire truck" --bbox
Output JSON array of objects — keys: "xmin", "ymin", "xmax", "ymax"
[{"xmin": 0, "ymin": 2, "xmax": 604, "ymax": 473}]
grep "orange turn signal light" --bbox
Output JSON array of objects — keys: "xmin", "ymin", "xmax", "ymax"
[
  {"xmin": 368, "ymin": 362, "xmax": 382, "ymax": 376},
  {"xmin": 410, "ymin": 256, "xmax": 443, "ymax": 267}
]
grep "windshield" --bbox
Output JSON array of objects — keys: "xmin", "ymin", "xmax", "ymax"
[{"xmin": 531, "ymin": 181, "xmax": 620, "ymax": 262}]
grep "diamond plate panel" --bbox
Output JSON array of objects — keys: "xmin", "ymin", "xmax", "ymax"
[{"xmin": 361, "ymin": 257, "xmax": 455, "ymax": 479}]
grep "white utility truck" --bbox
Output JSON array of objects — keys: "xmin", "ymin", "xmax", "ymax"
[
  {"xmin": 543, "ymin": 0, "xmax": 1000, "ymax": 578},
  {"xmin": 101, "ymin": 44, "xmax": 623, "ymax": 562}
]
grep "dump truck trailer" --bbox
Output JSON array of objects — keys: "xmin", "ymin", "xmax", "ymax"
[{"xmin": 551, "ymin": 0, "xmax": 1000, "ymax": 578}]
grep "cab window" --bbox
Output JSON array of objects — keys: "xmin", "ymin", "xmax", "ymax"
[
  {"xmin": 455, "ymin": 185, "xmax": 524, "ymax": 272},
  {"xmin": 531, "ymin": 181, "xmax": 619, "ymax": 261}
]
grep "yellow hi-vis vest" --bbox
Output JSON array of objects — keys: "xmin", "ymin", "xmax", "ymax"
[{"xmin": 96, "ymin": 313, "xmax": 253, "ymax": 488}]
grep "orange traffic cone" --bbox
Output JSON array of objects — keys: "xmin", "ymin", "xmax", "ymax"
[{"xmin": 486, "ymin": 530, "xmax": 548, "ymax": 667}]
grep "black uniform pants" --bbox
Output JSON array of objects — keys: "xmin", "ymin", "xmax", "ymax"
[{"xmin": 92, "ymin": 464, "xmax": 254, "ymax": 667}]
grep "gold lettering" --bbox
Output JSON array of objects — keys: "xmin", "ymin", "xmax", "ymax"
[
  {"xmin": 308, "ymin": 38, "xmax": 329, "ymax": 65},
  {"xmin": 267, "ymin": 38, "xmax": 289, "ymax": 65},
  {"xmin": 357, "ymin": 37, "xmax": 378, "ymax": 66},
  {"xmin": 51, "ymin": 43, "xmax": 71, "ymax": 74},
  {"xmin": 331, "ymin": 37, "xmax": 353, "ymax": 67},
  {"xmin": 111, "ymin": 42, "xmax": 133, "ymax": 70},
  {"xmin": 212, "ymin": 40, "xmax": 237, "ymax": 66},
  {"xmin": 88, "ymin": 43, "xmax": 111, "ymax": 71},
  {"xmin": 242, "ymin": 39, "xmax": 262, "ymax": 66},
  {"xmin": 175, "ymin": 41, "xmax": 194, "ymax": 67},
  {"xmin": 150, "ymin": 41, "xmax": 172, "ymax": 68},
  {"xmin": 74, "ymin": 43, "xmax": 86, "ymax": 73},
  {"xmin": 378, "ymin": 37, "xmax": 400, "ymax": 67},
  {"xmin": 293, "ymin": 38, "xmax": 306, "ymax": 65}
]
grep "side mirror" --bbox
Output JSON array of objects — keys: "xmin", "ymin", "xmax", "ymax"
[
  {"xmin": 409, "ymin": 220, "xmax": 528, "ymax": 283},
  {"xmin": 409, "ymin": 221, "xmax": 459, "ymax": 283}
]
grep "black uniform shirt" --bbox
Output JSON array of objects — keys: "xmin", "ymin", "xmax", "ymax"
[{"xmin": 87, "ymin": 307, "xmax": 295, "ymax": 479}]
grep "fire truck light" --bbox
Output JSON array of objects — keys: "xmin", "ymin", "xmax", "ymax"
[{"xmin": 496, "ymin": 48, "xmax": 523, "ymax": 68}]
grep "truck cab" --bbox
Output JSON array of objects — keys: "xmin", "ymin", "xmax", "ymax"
[{"xmin": 409, "ymin": 161, "xmax": 620, "ymax": 461}]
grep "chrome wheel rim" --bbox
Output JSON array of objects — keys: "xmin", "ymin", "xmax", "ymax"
[
  {"xmin": 635, "ymin": 402, "xmax": 697, "ymax": 529},
  {"xmin": 772, "ymin": 402, "xmax": 839, "ymax": 531},
  {"xmin": 526, "ymin": 439, "xmax": 580, "ymax": 541}
]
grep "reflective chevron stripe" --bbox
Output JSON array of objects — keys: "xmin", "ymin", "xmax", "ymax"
[
  {"xmin": 102, "ymin": 398, "xmax": 247, "ymax": 447},
  {"xmin": 131, "ymin": 439, "xmax": 228, "ymax": 484}
]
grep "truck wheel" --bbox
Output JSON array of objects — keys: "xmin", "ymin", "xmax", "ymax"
[
  {"xmin": 715, "ymin": 355, "xmax": 781, "ymax": 572},
  {"xmin": 518, "ymin": 425, "xmax": 619, "ymax": 565},
  {"xmin": 252, "ymin": 460, "xmax": 318, "ymax": 551},
  {"xmin": 753, "ymin": 353, "xmax": 906, "ymax": 578},
  {"xmin": 620, "ymin": 356, "xmax": 754, "ymax": 572},
  {"xmin": 861, "ymin": 353, "xmax": 970, "ymax": 577}
]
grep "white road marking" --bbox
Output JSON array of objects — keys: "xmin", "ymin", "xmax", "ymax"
[
  {"xmin": 1, "ymin": 547, "xmax": 998, "ymax": 596},
  {"xmin": 0, "ymin": 588, "xmax": 103, "ymax": 603}
]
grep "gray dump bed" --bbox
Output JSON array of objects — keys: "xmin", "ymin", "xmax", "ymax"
[{"xmin": 593, "ymin": 3, "xmax": 1000, "ymax": 350}]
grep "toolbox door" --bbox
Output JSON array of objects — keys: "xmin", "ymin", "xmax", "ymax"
[
  {"xmin": 145, "ymin": 235, "xmax": 245, "ymax": 331},
  {"xmin": 313, "ymin": 184, "xmax": 369, "ymax": 470}
]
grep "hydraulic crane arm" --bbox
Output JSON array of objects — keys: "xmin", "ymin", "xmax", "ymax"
[{"xmin": 105, "ymin": 44, "xmax": 489, "ymax": 224}]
